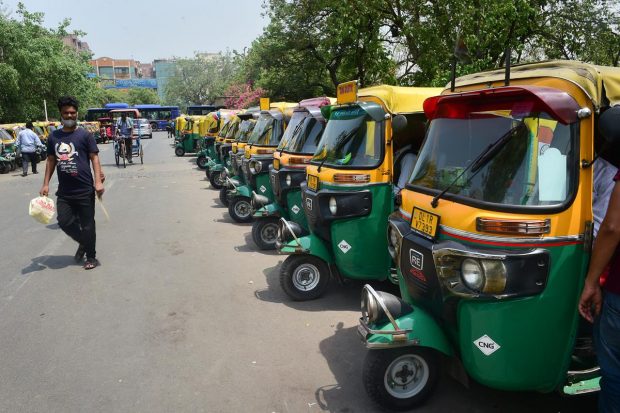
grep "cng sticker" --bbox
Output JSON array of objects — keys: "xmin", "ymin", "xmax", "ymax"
[
  {"xmin": 474, "ymin": 335, "xmax": 501, "ymax": 356},
  {"xmin": 291, "ymin": 205, "xmax": 300, "ymax": 215},
  {"xmin": 338, "ymin": 240, "xmax": 352, "ymax": 254},
  {"xmin": 260, "ymin": 185, "xmax": 267, "ymax": 193}
]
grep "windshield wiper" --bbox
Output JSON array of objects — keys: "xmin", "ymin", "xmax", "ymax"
[
  {"xmin": 430, "ymin": 121, "xmax": 526, "ymax": 208},
  {"xmin": 317, "ymin": 129, "xmax": 358, "ymax": 172}
]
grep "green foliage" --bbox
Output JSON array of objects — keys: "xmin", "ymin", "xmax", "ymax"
[
  {"xmin": 164, "ymin": 52, "xmax": 238, "ymax": 107},
  {"xmin": 0, "ymin": 2, "xmax": 99, "ymax": 122}
]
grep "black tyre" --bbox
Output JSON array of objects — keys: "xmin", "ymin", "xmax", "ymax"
[
  {"xmin": 209, "ymin": 170, "xmax": 225, "ymax": 189},
  {"xmin": 0, "ymin": 162, "xmax": 9, "ymax": 174},
  {"xmin": 363, "ymin": 347, "xmax": 439, "ymax": 411},
  {"xmin": 175, "ymin": 147, "xmax": 185, "ymax": 157},
  {"xmin": 140, "ymin": 145, "xmax": 144, "ymax": 164},
  {"xmin": 121, "ymin": 144, "xmax": 126, "ymax": 168},
  {"xmin": 150, "ymin": 122, "xmax": 157, "ymax": 131},
  {"xmin": 228, "ymin": 196, "xmax": 253, "ymax": 223},
  {"xmin": 9, "ymin": 160, "xmax": 16, "ymax": 171},
  {"xmin": 197, "ymin": 155, "xmax": 208, "ymax": 169},
  {"xmin": 115, "ymin": 146, "xmax": 119, "ymax": 166},
  {"xmin": 279, "ymin": 254, "xmax": 330, "ymax": 300},
  {"xmin": 219, "ymin": 187, "xmax": 229, "ymax": 206},
  {"xmin": 251, "ymin": 218, "xmax": 279, "ymax": 250}
]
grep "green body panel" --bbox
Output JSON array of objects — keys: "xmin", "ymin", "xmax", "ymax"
[
  {"xmin": 211, "ymin": 163, "xmax": 225, "ymax": 172},
  {"xmin": 395, "ymin": 227, "xmax": 590, "ymax": 392},
  {"xmin": 285, "ymin": 189, "xmax": 308, "ymax": 230},
  {"xmin": 321, "ymin": 183, "xmax": 393, "ymax": 280},
  {"xmin": 231, "ymin": 184, "xmax": 252, "ymax": 199},
  {"xmin": 177, "ymin": 133, "xmax": 202, "ymax": 153},
  {"xmin": 253, "ymin": 173, "xmax": 275, "ymax": 202},
  {"xmin": 253, "ymin": 202, "xmax": 285, "ymax": 219},
  {"xmin": 366, "ymin": 304, "xmax": 453, "ymax": 356},
  {"xmin": 281, "ymin": 234, "xmax": 334, "ymax": 263}
]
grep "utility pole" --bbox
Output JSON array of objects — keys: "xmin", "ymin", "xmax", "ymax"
[{"xmin": 44, "ymin": 99, "xmax": 48, "ymax": 122}]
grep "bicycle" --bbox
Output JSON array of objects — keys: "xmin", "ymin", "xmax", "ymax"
[{"xmin": 113, "ymin": 131, "xmax": 127, "ymax": 168}]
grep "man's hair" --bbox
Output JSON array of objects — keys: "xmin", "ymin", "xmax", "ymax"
[
  {"xmin": 26, "ymin": 121, "xmax": 34, "ymax": 129},
  {"xmin": 57, "ymin": 96, "xmax": 79, "ymax": 111}
]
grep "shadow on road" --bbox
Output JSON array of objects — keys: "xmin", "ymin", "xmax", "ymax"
[
  {"xmin": 315, "ymin": 325, "xmax": 599, "ymax": 413},
  {"xmin": 22, "ymin": 255, "xmax": 80, "ymax": 274}
]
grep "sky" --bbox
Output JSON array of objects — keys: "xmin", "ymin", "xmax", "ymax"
[{"xmin": 2, "ymin": 0, "xmax": 269, "ymax": 62}]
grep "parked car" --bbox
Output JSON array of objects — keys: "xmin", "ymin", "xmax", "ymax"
[{"xmin": 133, "ymin": 119, "xmax": 153, "ymax": 139}]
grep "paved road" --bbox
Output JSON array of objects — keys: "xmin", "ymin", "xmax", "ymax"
[{"xmin": 0, "ymin": 132, "xmax": 597, "ymax": 412}]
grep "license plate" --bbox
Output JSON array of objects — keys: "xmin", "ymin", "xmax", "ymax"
[
  {"xmin": 307, "ymin": 174, "xmax": 318, "ymax": 191},
  {"xmin": 410, "ymin": 207, "xmax": 440, "ymax": 239}
]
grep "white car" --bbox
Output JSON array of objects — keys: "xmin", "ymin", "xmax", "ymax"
[{"xmin": 132, "ymin": 119, "xmax": 153, "ymax": 139}]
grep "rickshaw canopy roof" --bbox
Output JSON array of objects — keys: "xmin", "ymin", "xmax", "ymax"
[
  {"xmin": 358, "ymin": 85, "xmax": 443, "ymax": 114},
  {"xmin": 451, "ymin": 60, "xmax": 620, "ymax": 111}
]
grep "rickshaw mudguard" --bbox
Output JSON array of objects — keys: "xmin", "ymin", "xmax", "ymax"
[
  {"xmin": 363, "ymin": 304, "xmax": 453, "ymax": 357},
  {"xmin": 211, "ymin": 163, "xmax": 225, "ymax": 172},
  {"xmin": 280, "ymin": 234, "xmax": 334, "ymax": 263},
  {"xmin": 253, "ymin": 202, "xmax": 285, "ymax": 219},
  {"xmin": 233, "ymin": 185, "xmax": 252, "ymax": 199}
]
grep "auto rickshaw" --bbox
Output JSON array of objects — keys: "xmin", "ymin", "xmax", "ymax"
[
  {"xmin": 357, "ymin": 60, "xmax": 620, "ymax": 410},
  {"xmin": 276, "ymin": 83, "xmax": 442, "ymax": 300},
  {"xmin": 0, "ymin": 129, "xmax": 16, "ymax": 172},
  {"xmin": 225, "ymin": 101, "xmax": 298, "ymax": 223},
  {"xmin": 174, "ymin": 115, "xmax": 187, "ymax": 141},
  {"xmin": 175, "ymin": 114, "xmax": 218, "ymax": 156},
  {"xmin": 0, "ymin": 124, "xmax": 22, "ymax": 164},
  {"xmin": 203, "ymin": 111, "xmax": 241, "ymax": 174},
  {"xmin": 250, "ymin": 97, "xmax": 332, "ymax": 250},
  {"xmin": 216, "ymin": 114, "xmax": 259, "ymax": 202},
  {"xmin": 98, "ymin": 117, "xmax": 114, "ymax": 143},
  {"xmin": 205, "ymin": 114, "xmax": 244, "ymax": 186}
]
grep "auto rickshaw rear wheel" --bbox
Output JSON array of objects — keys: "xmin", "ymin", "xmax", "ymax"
[
  {"xmin": 228, "ymin": 196, "xmax": 253, "ymax": 223},
  {"xmin": 175, "ymin": 147, "xmax": 185, "ymax": 157},
  {"xmin": 197, "ymin": 155, "xmax": 208, "ymax": 169},
  {"xmin": 209, "ymin": 170, "xmax": 225, "ymax": 189},
  {"xmin": 0, "ymin": 162, "xmax": 10, "ymax": 174},
  {"xmin": 363, "ymin": 347, "xmax": 439, "ymax": 411},
  {"xmin": 251, "ymin": 217, "xmax": 279, "ymax": 250},
  {"xmin": 279, "ymin": 254, "xmax": 330, "ymax": 300},
  {"xmin": 219, "ymin": 187, "xmax": 229, "ymax": 206}
]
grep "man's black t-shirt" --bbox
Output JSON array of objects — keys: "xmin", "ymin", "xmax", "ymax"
[{"xmin": 47, "ymin": 127, "xmax": 99, "ymax": 197}]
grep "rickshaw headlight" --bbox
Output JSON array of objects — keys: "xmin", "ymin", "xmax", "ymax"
[
  {"xmin": 329, "ymin": 197, "xmax": 338, "ymax": 215},
  {"xmin": 461, "ymin": 258, "xmax": 485, "ymax": 291},
  {"xmin": 286, "ymin": 174, "xmax": 292, "ymax": 186},
  {"xmin": 387, "ymin": 225, "xmax": 402, "ymax": 261}
]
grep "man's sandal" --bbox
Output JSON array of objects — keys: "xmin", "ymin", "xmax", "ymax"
[
  {"xmin": 84, "ymin": 258, "xmax": 99, "ymax": 270},
  {"xmin": 74, "ymin": 245, "xmax": 86, "ymax": 263}
]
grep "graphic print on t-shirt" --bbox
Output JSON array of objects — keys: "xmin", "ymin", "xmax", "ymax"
[{"xmin": 55, "ymin": 141, "xmax": 79, "ymax": 176}]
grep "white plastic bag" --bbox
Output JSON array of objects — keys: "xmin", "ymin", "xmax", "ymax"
[{"xmin": 29, "ymin": 196, "xmax": 55, "ymax": 225}]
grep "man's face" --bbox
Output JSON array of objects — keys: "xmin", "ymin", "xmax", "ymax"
[{"xmin": 60, "ymin": 106, "xmax": 78, "ymax": 120}]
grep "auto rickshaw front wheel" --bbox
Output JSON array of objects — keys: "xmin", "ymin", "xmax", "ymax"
[
  {"xmin": 209, "ymin": 170, "xmax": 225, "ymax": 189},
  {"xmin": 228, "ymin": 196, "xmax": 253, "ymax": 223},
  {"xmin": 175, "ymin": 147, "xmax": 185, "ymax": 157},
  {"xmin": 219, "ymin": 187, "xmax": 229, "ymax": 206},
  {"xmin": 279, "ymin": 254, "xmax": 330, "ymax": 300},
  {"xmin": 197, "ymin": 155, "xmax": 208, "ymax": 169},
  {"xmin": 363, "ymin": 347, "xmax": 439, "ymax": 411},
  {"xmin": 251, "ymin": 217, "xmax": 279, "ymax": 250}
]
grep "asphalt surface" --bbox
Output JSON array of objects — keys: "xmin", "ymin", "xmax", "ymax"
[{"xmin": 0, "ymin": 132, "xmax": 598, "ymax": 412}]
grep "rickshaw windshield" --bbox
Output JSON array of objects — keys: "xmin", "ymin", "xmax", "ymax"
[
  {"xmin": 219, "ymin": 121, "xmax": 232, "ymax": 136},
  {"xmin": 0, "ymin": 129, "xmax": 13, "ymax": 140},
  {"xmin": 277, "ymin": 112, "xmax": 306, "ymax": 151},
  {"xmin": 409, "ymin": 107, "xmax": 578, "ymax": 208},
  {"xmin": 224, "ymin": 121, "xmax": 239, "ymax": 139},
  {"xmin": 236, "ymin": 120, "xmax": 255, "ymax": 142},
  {"xmin": 247, "ymin": 115, "xmax": 283, "ymax": 146},
  {"xmin": 285, "ymin": 116, "xmax": 324, "ymax": 154},
  {"xmin": 311, "ymin": 106, "xmax": 382, "ymax": 168}
]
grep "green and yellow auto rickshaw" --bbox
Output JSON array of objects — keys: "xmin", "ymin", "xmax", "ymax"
[
  {"xmin": 358, "ymin": 60, "xmax": 620, "ymax": 410},
  {"xmin": 204, "ymin": 111, "xmax": 241, "ymax": 180},
  {"xmin": 276, "ymin": 83, "xmax": 441, "ymax": 300},
  {"xmin": 0, "ymin": 128, "xmax": 16, "ymax": 172},
  {"xmin": 225, "ymin": 101, "xmax": 298, "ymax": 223},
  {"xmin": 250, "ymin": 97, "xmax": 332, "ymax": 250}
]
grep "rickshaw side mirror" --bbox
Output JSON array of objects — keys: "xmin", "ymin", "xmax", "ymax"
[
  {"xmin": 599, "ymin": 105, "xmax": 620, "ymax": 146},
  {"xmin": 392, "ymin": 115, "xmax": 408, "ymax": 134}
]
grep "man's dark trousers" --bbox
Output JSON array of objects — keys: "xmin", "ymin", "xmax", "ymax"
[{"xmin": 56, "ymin": 193, "xmax": 96, "ymax": 259}]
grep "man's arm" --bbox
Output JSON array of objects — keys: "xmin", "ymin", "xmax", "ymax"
[
  {"xmin": 579, "ymin": 180, "xmax": 620, "ymax": 322},
  {"xmin": 90, "ymin": 152, "xmax": 105, "ymax": 196},
  {"xmin": 39, "ymin": 156, "xmax": 57, "ymax": 196}
]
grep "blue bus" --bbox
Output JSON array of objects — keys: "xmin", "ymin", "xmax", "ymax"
[
  {"xmin": 85, "ymin": 104, "xmax": 180, "ymax": 130},
  {"xmin": 187, "ymin": 105, "xmax": 219, "ymax": 116},
  {"xmin": 132, "ymin": 105, "xmax": 180, "ymax": 130}
]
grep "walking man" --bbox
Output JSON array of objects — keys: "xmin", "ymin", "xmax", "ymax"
[
  {"xmin": 16, "ymin": 121, "xmax": 42, "ymax": 176},
  {"xmin": 39, "ymin": 96, "xmax": 105, "ymax": 270}
]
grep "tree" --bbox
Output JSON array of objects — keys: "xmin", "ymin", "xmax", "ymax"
[
  {"xmin": 0, "ymin": 2, "xmax": 99, "ymax": 122},
  {"xmin": 224, "ymin": 82, "xmax": 265, "ymax": 109},
  {"xmin": 127, "ymin": 88, "xmax": 160, "ymax": 105},
  {"xmin": 164, "ymin": 52, "xmax": 238, "ymax": 107}
]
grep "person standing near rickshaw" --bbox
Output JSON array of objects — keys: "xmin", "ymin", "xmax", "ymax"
[
  {"xmin": 116, "ymin": 113, "xmax": 134, "ymax": 163},
  {"xmin": 39, "ymin": 96, "xmax": 105, "ymax": 270},
  {"xmin": 580, "ymin": 168, "xmax": 620, "ymax": 412},
  {"xmin": 16, "ymin": 121, "xmax": 42, "ymax": 176}
]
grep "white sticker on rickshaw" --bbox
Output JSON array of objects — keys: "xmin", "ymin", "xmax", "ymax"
[
  {"xmin": 260, "ymin": 185, "xmax": 267, "ymax": 193},
  {"xmin": 474, "ymin": 335, "xmax": 501, "ymax": 356},
  {"xmin": 338, "ymin": 240, "xmax": 352, "ymax": 254},
  {"xmin": 291, "ymin": 205, "xmax": 300, "ymax": 215}
]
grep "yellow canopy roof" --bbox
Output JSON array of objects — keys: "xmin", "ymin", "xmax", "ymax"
[
  {"xmin": 358, "ymin": 85, "xmax": 443, "ymax": 114},
  {"xmin": 452, "ymin": 60, "xmax": 620, "ymax": 110},
  {"xmin": 270, "ymin": 102, "xmax": 298, "ymax": 112}
]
